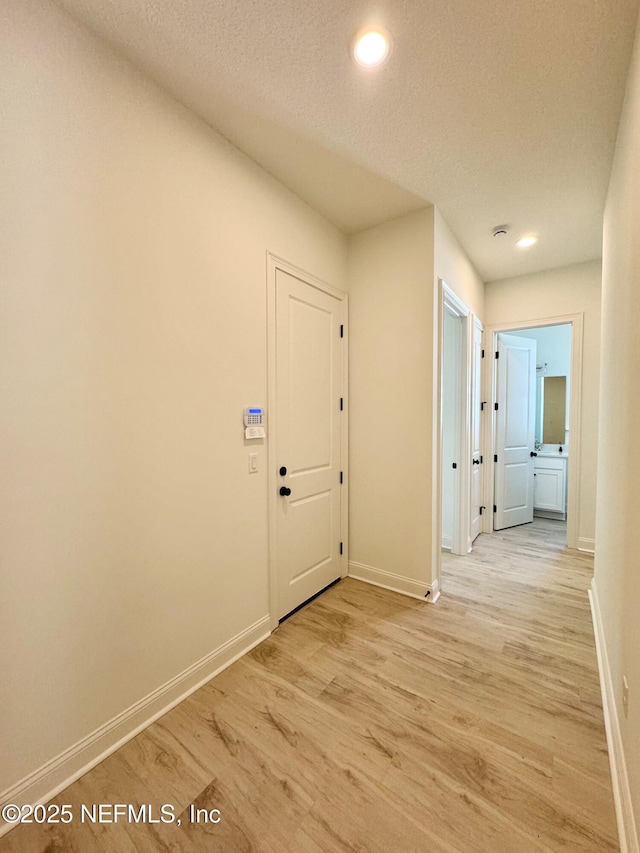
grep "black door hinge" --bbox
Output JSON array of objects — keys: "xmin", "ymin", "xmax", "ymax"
[
  {"xmin": 339, "ymin": 542, "xmax": 343, "ymax": 555},
  {"xmin": 340, "ymin": 471, "xmax": 343, "ymax": 484},
  {"xmin": 481, "ymin": 401, "xmax": 487, "ymax": 411},
  {"xmin": 493, "ymin": 505, "xmax": 497, "ymax": 513},
  {"xmin": 495, "ymin": 351, "xmax": 499, "ymax": 359},
  {"xmin": 481, "ymin": 349, "xmax": 485, "ymax": 358},
  {"xmin": 494, "ymin": 402, "xmax": 499, "ymax": 411},
  {"xmin": 340, "ymin": 397, "xmax": 344, "ymax": 411},
  {"xmin": 340, "ymin": 324, "xmax": 344, "ymax": 338},
  {"xmin": 480, "ymin": 455, "xmax": 483, "ymax": 464},
  {"xmin": 494, "ymin": 454, "xmax": 498, "ymax": 463}
]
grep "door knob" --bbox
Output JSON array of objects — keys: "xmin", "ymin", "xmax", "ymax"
[
  {"xmin": 472, "ymin": 458, "xmax": 480, "ymax": 465},
  {"xmin": 279, "ymin": 486, "xmax": 291, "ymax": 496},
  {"xmin": 279, "ymin": 466, "xmax": 287, "ymax": 476},
  {"xmin": 530, "ymin": 451, "xmax": 538, "ymax": 457}
]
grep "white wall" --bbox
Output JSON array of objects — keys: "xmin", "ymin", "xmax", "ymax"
[
  {"xmin": 484, "ymin": 261, "xmax": 601, "ymax": 547},
  {"xmin": 1, "ymin": 0, "xmax": 346, "ymax": 799},
  {"xmin": 595, "ymin": 1, "xmax": 640, "ymax": 837},
  {"xmin": 347, "ymin": 209, "xmax": 436, "ymax": 597},
  {"xmin": 521, "ymin": 324, "xmax": 572, "ymax": 380}
]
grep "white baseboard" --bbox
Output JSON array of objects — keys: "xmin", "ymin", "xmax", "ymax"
[
  {"xmin": 0, "ymin": 616, "xmax": 271, "ymax": 838},
  {"xmin": 533, "ymin": 509, "xmax": 566, "ymax": 521},
  {"xmin": 348, "ymin": 560, "xmax": 440, "ymax": 604},
  {"xmin": 441, "ymin": 535, "xmax": 452, "ymax": 551},
  {"xmin": 589, "ymin": 580, "xmax": 638, "ymax": 853},
  {"xmin": 578, "ymin": 537, "xmax": 596, "ymax": 553}
]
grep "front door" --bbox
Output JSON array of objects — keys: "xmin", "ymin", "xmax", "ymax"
[
  {"xmin": 494, "ymin": 332, "xmax": 536, "ymax": 530},
  {"xmin": 274, "ymin": 266, "xmax": 344, "ymax": 619}
]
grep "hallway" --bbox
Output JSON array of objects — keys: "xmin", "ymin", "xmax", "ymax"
[{"xmin": 1, "ymin": 522, "xmax": 617, "ymax": 851}]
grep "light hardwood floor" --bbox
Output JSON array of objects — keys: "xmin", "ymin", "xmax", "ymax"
[{"xmin": 1, "ymin": 519, "xmax": 618, "ymax": 851}]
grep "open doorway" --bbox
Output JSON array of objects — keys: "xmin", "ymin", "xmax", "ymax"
[
  {"xmin": 436, "ymin": 281, "xmax": 485, "ymax": 574},
  {"xmin": 483, "ymin": 315, "xmax": 584, "ymax": 551},
  {"xmin": 440, "ymin": 283, "xmax": 472, "ymax": 556},
  {"xmin": 441, "ymin": 298, "xmax": 464, "ymax": 552},
  {"xmin": 492, "ymin": 324, "xmax": 571, "ymax": 543},
  {"xmin": 436, "ymin": 309, "xmax": 585, "ymax": 595}
]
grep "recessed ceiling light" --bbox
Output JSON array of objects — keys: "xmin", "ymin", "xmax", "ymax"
[
  {"xmin": 352, "ymin": 29, "xmax": 392, "ymax": 68},
  {"xmin": 516, "ymin": 235, "xmax": 538, "ymax": 249}
]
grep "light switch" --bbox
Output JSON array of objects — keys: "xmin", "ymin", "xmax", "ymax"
[{"xmin": 249, "ymin": 453, "xmax": 258, "ymax": 473}]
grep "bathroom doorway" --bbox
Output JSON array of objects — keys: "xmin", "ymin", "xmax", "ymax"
[{"xmin": 483, "ymin": 315, "xmax": 584, "ymax": 550}]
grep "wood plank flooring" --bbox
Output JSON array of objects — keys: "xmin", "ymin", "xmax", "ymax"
[{"xmin": 1, "ymin": 519, "xmax": 618, "ymax": 851}]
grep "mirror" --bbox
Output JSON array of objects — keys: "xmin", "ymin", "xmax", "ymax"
[{"xmin": 538, "ymin": 375, "xmax": 566, "ymax": 444}]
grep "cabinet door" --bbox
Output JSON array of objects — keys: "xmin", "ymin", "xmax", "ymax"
[{"xmin": 533, "ymin": 464, "xmax": 565, "ymax": 512}]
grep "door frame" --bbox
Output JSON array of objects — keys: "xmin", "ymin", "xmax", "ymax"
[
  {"xmin": 266, "ymin": 252, "xmax": 349, "ymax": 630},
  {"xmin": 469, "ymin": 315, "xmax": 485, "ymax": 547},
  {"xmin": 433, "ymin": 280, "xmax": 486, "ymax": 595},
  {"xmin": 440, "ymin": 282, "xmax": 472, "ymax": 557},
  {"xmin": 483, "ymin": 313, "xmax": 584, "ymax": 549}
]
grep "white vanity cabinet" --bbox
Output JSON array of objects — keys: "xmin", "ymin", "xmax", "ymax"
[{"xmin": 533, "ymin": 454, "xmax": 567, "ymax": 519}]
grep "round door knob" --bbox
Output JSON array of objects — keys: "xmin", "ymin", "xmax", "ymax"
[
  {"xmin": 530, "ymin": 451, "xmax": 538, "ymax": 457},
  {"xmin": 279, "ymin": 466, "xmax": 287, "ymax": 477},
  {"xmin": 279, "ymin": 486, "xmax": 291, "ymax": 496}
]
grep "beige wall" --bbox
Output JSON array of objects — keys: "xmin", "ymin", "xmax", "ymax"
[
  {"xmin": 1, "ymin": 0, "xmax": 346, "ymax": 796},
  {"xmin": 596, "ymin": 1, "xmax": 640, "ymax": 831},
  {"xmin": 5, "ymin": 0, "xmax": 631, "ymax": 824},
  {"xmin": 347, "ymin": 209, "xmax": 436, "ymax": 594},
  {"xmin": 484, "ymin": 261, "xmax": 602, "ymax": 549},
  {"xmin": 433, "ymin": 209, "xmax": 485, "ymax": 561},
  {"xmin": 434, "ymin": 208, "xmax": 485, "ymax": 318},
  {"xmin": 347, "ymin": 206, "xmax": 483, "ymax": 595}
]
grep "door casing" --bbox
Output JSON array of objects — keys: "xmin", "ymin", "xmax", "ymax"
[
  {"xmin": 469, "ymin": 317, "xmax": 484, "ymax": 545},
  {"xmin": 266, "ymin": 253, "xmax": 349, "ymax": 630},
  {"xmin": 440, "ymin": 285, "xmax": 471, "ymax": 556}
]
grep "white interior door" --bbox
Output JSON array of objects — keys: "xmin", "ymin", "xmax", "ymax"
[
  {"xmin": 275, "ymin": 268, "xmax": 344, "ymax": 619},
  {"xmin": 441, "ymin": 306, "xmax": 462, "ymax": 551},
  {"xmin": 470, "ymin": 320, "xmax": 483, "ymax": 543},
  {"xmin": 494, "ymin": 332, "xmax": 536, "ymax": 530}
]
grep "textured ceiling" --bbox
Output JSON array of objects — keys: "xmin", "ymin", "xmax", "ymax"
[{"xmin": 57, "ymin": 0, "xmax": 639, "ymax": 281}]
